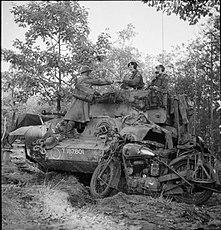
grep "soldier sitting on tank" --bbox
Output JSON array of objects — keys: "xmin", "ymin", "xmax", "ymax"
[
  {"xmin": 118, "ymin": 61, "xmax": 145, "ymax": 90},
  {"xmin": 61, "ymin": 65, "xmax": 113, "ymax": 138},
  {"xmin": 148, "ymin": 64, "xmax": 168, "ymax": 91},
  {"xmin": 146, "ymin": 65, "xmax": 169, "ymax": 108}
]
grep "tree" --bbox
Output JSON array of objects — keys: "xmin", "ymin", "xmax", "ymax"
[
  {"xmin": 1, "ymin": 70, "xmax": 28, "ymax": 131},
  {"xmin": 105, "ymin": 24, "xmax": 144, "ymax": 83},
  {"xmin": 162, "ymin": 13, "xmax": 220, "ymax": 153},
  {"xmin": 2, "ymin": 1, "xmax": 91, "ymax": 112},
  {"xmin": 142, "ymin": 0, "xmax": 220, "ymax": 25}
]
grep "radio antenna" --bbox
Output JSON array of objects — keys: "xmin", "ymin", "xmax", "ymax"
[{"xmin": 161, "ymin": 11, "xmax": 164, "ymax": 65}]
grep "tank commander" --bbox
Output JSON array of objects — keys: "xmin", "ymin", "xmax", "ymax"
[
  {"xmin": 148, "ymin": 64, "xmax": 168, "ymax": 91},
  {"xmin": 60, "ymin": 65, "xmax": 113, "ymax": 137},
  {"xmin": 118, "ymin": 61, "xmax": 145, "ymax": 90},
  {"xmin": 144, "ymin": 64, "xmax": 169, "ymax": 109}
]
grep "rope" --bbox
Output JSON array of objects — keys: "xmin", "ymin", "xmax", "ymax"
[{"xmin": 38, "ymin": 115, "xmax": 44, "ymax": 125}]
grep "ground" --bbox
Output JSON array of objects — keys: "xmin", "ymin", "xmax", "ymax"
[{"xmin": 2, "ymin": 147, "xmax": 221, "ymax": 230}]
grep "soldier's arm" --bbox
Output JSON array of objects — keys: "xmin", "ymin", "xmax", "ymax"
[{"xmin": 85, "ymin": 78, "xmax": 113, "ymax": 86}]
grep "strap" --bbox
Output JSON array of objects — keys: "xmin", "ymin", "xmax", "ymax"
[{"xmin": 38, "ymin": 115, "xmax": 44, "ymax": 125}]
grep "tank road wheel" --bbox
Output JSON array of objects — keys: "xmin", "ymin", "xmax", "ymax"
[
  {"xmin": 171, "ymin": 159, "xmax": 213, "ymax": 205},
  {"xmin": 90, "ymin": 161, "xmax": 116, "ymax": 198}
]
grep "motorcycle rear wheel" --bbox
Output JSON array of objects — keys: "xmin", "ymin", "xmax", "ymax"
[
  {"xmin": 90, "ymin": 161, "xmax": 116, "ymax": 198},
  {"xmin": 170, "ymin": 159, "xmax": 213, "ymax": 205}
]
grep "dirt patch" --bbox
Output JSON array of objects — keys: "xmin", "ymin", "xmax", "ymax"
[
  {"xmin": 2, "ymin": 149, "xmax": 221, "ymax": 230},
  {"xmin": 2, "ymin": 159, "xmax": 128, "ymax": 230}
]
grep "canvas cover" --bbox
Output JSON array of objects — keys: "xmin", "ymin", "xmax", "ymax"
[{"xmin": 5, "ymin": 113, "xmax": 54, "ymax": 145}]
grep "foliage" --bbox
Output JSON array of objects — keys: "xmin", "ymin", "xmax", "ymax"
[
  {"xmin": 142, "ymin": 0, "xmax": 220, "ymax": 25},
  {"xmin": 116, "ymin": 23, "xmax": 137, "ymax": 48},
  {"xmin": 156, "ymin": 13, "xmax": 220, "ymax": 152},
  {"xmin": 1, "ymin": 1, "xmax": 220, "ymax": 153},
  {"xmin": 2, "ymin": 1, "xmax": 119, "ymax": 112},
  {"xmin": 96, "ymin": 24, "xmax": 145, "ymax": 83},
  {"xmin": 2, "ymin": 1, "xmax": 91, "ymax": 111}
]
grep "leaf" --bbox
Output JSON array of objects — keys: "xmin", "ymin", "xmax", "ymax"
[{"xmin": 141, "ymin": 0, "xmax": 220, "ymax": 25}]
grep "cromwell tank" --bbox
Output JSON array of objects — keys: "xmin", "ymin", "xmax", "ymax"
[{"xmin": 26, "ymin": 88, "xmax": 196, "ymax": 173}]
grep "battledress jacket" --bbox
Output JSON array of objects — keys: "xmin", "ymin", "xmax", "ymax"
[
  {"xmin": 149, "ymin": 73, "xmax": 168, "ymax": 90},
  {"xmin": 121, "ymin": 70, "xmax": 144, "ymax": 89},
  {"xmin": 64, "ymin": 74, "xmax": 112, "ymax": 123}
]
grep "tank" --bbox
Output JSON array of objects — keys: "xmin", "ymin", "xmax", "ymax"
[{"xmin": 26, "ymin": 88, "xmax": 196, "ymax": 173}]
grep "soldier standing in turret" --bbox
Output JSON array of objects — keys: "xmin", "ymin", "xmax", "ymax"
[
  {"xmin": 149, "ymin": 64, "xmax": 168, "ymax": 91},
  {"xmin": 120, "ymin": 61, "xmax": 145, "ymax": 90},
  {"xmin": 146, "ymin": 64, "xmax": 169, "ymax": 109}
]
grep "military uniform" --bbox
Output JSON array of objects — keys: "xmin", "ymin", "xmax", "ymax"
[
  {"xmin": 148, "ymin": 73, "xmax": 169, "ymax": 109},
  {"xmin": 149, "ymin": 73, "xmax": 168, "ymax": 90},
  {"xmin": 121, "ymin": 70, "xmax": 144, "ymax": 90},
  {"xmin": 64, "ymin": 74, "xmax": 112, "ymax": 123}
]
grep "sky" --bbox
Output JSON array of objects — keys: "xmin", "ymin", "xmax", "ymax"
[{"xmin": 1, "ymin": 1, "xmax": 206, "ymax": 72}]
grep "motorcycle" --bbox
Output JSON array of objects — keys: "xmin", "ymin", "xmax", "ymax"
[{"xmin": 90, "ymin": 130, "xmax": 221, "ymax": 205}]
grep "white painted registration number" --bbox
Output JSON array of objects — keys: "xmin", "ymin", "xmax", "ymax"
[{"xmin": 68, "ymin": 149, "xmax": 85, "ymax": 155}]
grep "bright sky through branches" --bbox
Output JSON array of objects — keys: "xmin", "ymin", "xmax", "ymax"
[{"xmin": 1, "ymin": 1, "xmax": 206, "ymax": 71}]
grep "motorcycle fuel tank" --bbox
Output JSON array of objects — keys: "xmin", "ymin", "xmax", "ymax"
[{"xmin": 123, "ymin": 143, "xmax": 155, "ymax": 158}]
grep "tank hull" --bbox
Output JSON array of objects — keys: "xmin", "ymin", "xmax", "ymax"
[
  {"xmin": 28, "ymin": 136, "xmax": 109, "ymax": 173},
  {"xmin": 36, "ymin": 159, "xmax": 98, "ymax": 173},
  {"xmin": 26, "ymin": 89, "xmax": 195, "ymax": 174}
]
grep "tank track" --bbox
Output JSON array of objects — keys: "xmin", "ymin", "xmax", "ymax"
[
  {"xmin": 12, "ymin": 158, "xmax": 43, "ymax": 174},
  {"xmin": 3, "ymin": 144, "xmax": 43, "ymax": 174}
]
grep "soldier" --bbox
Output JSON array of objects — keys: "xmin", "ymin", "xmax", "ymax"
[
  {"xmin": 120, "ymin": 61, "xmax": 145, "ymax": 90},
  {"xmin": 62, "ymin": 65, "xmax": 113, "ymax": 137},
  {"xmin": 147, "ymin": 65, "xmax": 169, "ymax": 109},
  {"xmin": 148, "ymin": 64, "xmax": 168, "ymax": 91}
]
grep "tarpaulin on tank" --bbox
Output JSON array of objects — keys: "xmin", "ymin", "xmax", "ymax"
[{"xmin": 6, "ymin": 113, "xmax": 54, "ymax": 145}]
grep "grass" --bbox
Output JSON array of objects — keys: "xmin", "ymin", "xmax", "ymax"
[
  {"xmin": 2, "ymin": 149, "xmax": 221, "ymax": 230},
  {"xmin": 2, "ymin": 155, "xmax": 129, "ymax": 230}
]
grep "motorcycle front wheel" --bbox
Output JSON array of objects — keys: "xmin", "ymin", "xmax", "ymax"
[
  {"xmin": 90, "ymin": 161, "xmax": 116, "ymax": 198},
  {"xmin": 170, "ymin": 159, "xmax": 213, "ymax": 205}
]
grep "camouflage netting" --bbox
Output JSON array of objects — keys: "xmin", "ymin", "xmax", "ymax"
[
  {"xmin": 93, "ymin": 89, "xmax": 193, "ymax": 126},
  {"xmin": 93, "ymin": 88, "xmax": 168, "ymax": 112},
  {"xmin": 92, "ymin": 88, "xmax": 195, "ymax": 146}
]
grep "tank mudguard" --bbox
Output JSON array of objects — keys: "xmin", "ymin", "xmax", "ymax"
[{"xmin": 109, "ymin": 158, "xmax": 121, "ymax": 189}]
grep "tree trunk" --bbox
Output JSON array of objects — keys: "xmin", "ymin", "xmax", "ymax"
[
  {"xmin": 210, "ymin": 37, "xmax": 214, "ymax": 153},
  {"xmin": 57, "ymin": 32, "xmax": 61, "ymax": 112}
]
